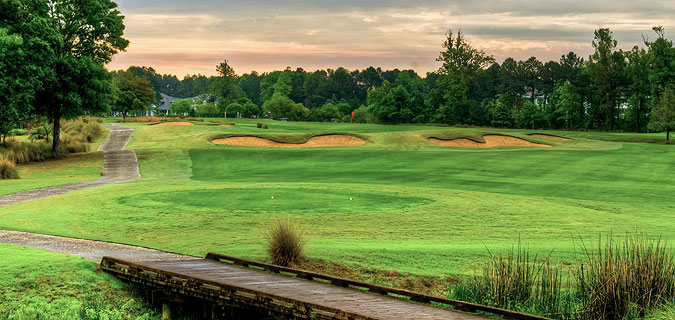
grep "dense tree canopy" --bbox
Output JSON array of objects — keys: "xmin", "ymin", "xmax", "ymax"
[{"xmin": 112, "ymin": 70, "xmax": 155, "ymax": 118}]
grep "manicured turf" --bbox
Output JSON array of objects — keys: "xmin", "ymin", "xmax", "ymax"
[
  {"xmin": 1, "ymin": 118, "xmax": 674, "ymax": 276},
  {"xmin": 0, "ymin": 244, "xmax": 157, "ymax": 319}
]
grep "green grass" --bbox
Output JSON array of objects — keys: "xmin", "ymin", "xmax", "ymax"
[
  {"xmin": 0, "ymin": 244, "xmax": 158, "ymax": 319},
  {"xmin": 1, "ymin": 118, "xmax": 674, "ymax": 277},
  {"xmin": 0, "ymin": 128, "xmax": 108, "ymax": 196}
]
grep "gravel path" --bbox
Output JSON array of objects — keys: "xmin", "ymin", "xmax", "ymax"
[
  {"xmin": 0, "ymin": 124, "xmax": 191, "ymax": 262},
  {"xmin": 0, "ymin": 230, "xmax": 192, "ymax": 262},
  {"xmin": 0, "ymin": 124, "xmax": 140, "ymax": 208}
]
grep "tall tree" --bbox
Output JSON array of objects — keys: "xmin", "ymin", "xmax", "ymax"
[
  {"xmin": 648, "ymin": 85, "xmax": 675, "ymax": 143},
  {"xmin": 15, "ymin": 0, "xmax": 129, "ymax": 156},
  {"xmin": 435, "ymin": 29, "xmax": 494, "ymax": 124},
  {"xmin": 586, "ymin": 28, "xmax": 626, "ymax": 130}
]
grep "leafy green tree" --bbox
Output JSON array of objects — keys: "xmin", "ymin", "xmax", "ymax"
[
  {"xmin": 237, "ymin": 72, "xmax": 262, "ymax": 105},
  {"xmin": 112, "ymin": 70, "xmax": 155, "ymax": 119},
  {"xmin": 195, "ymin": 102, "xmax": 218, "ymax": 117},
  {"xmin": 548, "ymin": 81, "xmax": 581, "ymax": 129},
  {"xmin": 586, "ymin": 27, "xmax": 626, "ymax": 130},
  {"xmin": 435, "ymin": 29, "xmax": 494, "ymax": 124},
  {"xmin": 520, "ymin": 56, "xmax": 543, "ymax": 103},
  {"xmin": 644, "ymin": 27, "xmax": 675, "ymax": 99},
  {"xmin": 648, "ymin": 85, "xmax": 675, "ymax": 143},
  {"xmin": 520, "ymin": 100, "xmax": 541, "ymax": 129},
  {"xmin": 625, "ymin": 46, "xmax": 651, "ymax": 132},
  {"xmin": 170, "ymin": 99, "xmax": 194, "ymax": 116},
  {"xmin": 490, "ymin": 95, "xmax": 512, "ymax": 128},
  {"xmin": 225, "ymin": 102, "xmax": 245, "ymax": 118},
  {"xmin": 309, "ymin": 102, "xmax": 341, "ymax": 122},
  {"xmin": 242, "ymin": 101, "xmax": 260, "ymax": 118},
  {"xmin": 8, "ymin": 0, "xmax": 129, "ymax": 156},
  {"xmin": 0, "ymin": 27, "xmax": 45, "ymax": 143},
  {"xmin": 263, "ymin": 95, "xmax": 309, "ymax": 120}
]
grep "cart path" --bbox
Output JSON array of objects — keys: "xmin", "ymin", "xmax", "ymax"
[
  {"xmin": 0, "ymin": 230, "xmax": 192, "ymax": 262},
  {"xmin": 0, "ymin": 124, "xmax": 140, "ymax": 208}
]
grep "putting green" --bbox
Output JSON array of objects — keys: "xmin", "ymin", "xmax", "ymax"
[{"xmin": 117, "ymin": 187, "xmax": 432, "ymax": 213}]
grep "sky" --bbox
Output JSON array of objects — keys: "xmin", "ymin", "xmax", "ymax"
[{"xmin": 106, "ymin": 0, "xmax": 675, "ymax": 77}]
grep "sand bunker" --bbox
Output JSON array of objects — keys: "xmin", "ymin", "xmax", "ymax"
[
  {"xmin": 155, "ymin": 122, "xmax": 194, "ymax": 126},
  {"xmin": 531, "ymin": 134, "xmax": 570, "ymax": 141},
  {"xmin": 212, "ymin": 135, "xmax": 365, "ymax": 148},
  {"xmin": 428, "ymin": 135, "xmax": 551, "ymax": 148}
]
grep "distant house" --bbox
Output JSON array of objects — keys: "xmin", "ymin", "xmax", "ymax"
[{"xmin": 154, "ymin": 93, "xmax": 179, "ymax": 115}]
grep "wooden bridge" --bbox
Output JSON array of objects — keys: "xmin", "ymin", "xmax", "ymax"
[{"xmin": 101, "ymin": 253, "xmax": 552, "ymax": 320}]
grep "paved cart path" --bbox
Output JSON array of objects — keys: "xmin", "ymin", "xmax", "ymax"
[{"xmin": 0, "ymin": 124, "xmax": 140, "ymax": 207}]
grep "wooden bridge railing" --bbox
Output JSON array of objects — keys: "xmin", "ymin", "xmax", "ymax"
[{"xmin": 205, "ymin": 252, "xmax": 553, "ymax": 320}]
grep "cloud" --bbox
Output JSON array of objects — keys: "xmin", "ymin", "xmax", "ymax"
[{"xmin": 109, "ymin": 0, "xmax": 675, "ymax": 76}]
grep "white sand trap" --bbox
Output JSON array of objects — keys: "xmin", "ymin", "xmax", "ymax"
[
  {"xmin": 212, "ymin": 135, "xmax": 365, "ymax": 148},
  {"xmin": 428, "ymin": 135, "xmax": 551, "ymax": 148},
  {"xmin": 155, "ymin": 122, "xmax": 194, "ymax": 126},
  {"xmin": 531, "ymin": 134, "xmax": 570, "ymax": 141}
]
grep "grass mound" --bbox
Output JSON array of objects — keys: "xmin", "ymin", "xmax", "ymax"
[{"xmin": 265, "ymin": 220, "xmax": 306, "ymax": 267}]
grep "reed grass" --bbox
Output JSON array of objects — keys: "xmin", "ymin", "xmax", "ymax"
[
  {"xmin": 575, "ymin": 234, "xmax": 675, "ymax": 319},
  {"xmin": 264, "ymin": 220, "xmax": 306, "ymax": 267}
]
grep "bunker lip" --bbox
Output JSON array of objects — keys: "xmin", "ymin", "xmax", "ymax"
[
  {"xmin": 212, "ymin": 134, "xmax": 366, "ymax": 148},
  {"xmin": 428, "ymin": 134, "xmax": 551, "ymax": 148},
  {"xmin": 154, "ymin": 122, "xmax": 194, "ymax": 126},
  {"xmin": 530, "ymin": 133, "xmax": 571, "ymax": 141}
]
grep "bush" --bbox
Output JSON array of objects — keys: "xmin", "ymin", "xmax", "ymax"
[
  {"xmin": 0, "ymin": 154, "xmax": 19, "ymax": 179},
  {"xmin": 257, "ymin": 122, "xmax": 268, "ymax": 129},
  {"xmin": 575, "ymin": 234, "xmax": 675, "ymax": 320},
  {"xmin": 264, "ymin": 220, "xmax": 306, "ymax": 267},
  {"xmin": 9, "ymin": 128, "xmax": 28, "ymax": 136}
]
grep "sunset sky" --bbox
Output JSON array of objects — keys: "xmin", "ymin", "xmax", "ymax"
[{"xmin": 106, "ymin": 0, "xmax": 675, "ymax": 77}]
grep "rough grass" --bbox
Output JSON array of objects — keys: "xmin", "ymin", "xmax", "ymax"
[
  {"xmin": 0, "ymin": 244, "xmax": 158, "ymax": 319},
  {"xmin": 265, "ymin": 220, "xmax": 306, "ymax": 267},
  {"xmin": 120, "ymin": 116, "xmax": 204, "ymax": 123}
]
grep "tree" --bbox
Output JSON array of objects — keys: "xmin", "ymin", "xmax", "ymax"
[
  {"xmin": 648, "ymin": 85, "xmax": 675, "ymax": 143},
  {"xmin": 112, "ymin": 70, "xmax": 155, "ymax": 118},
  {"xmin": 11, "ymin": 0, "xmax": 129, "ymax": 156},
  {"xmin": 0, "ymin": 27, "xmax": 45, "ymax": 143},
  {"xmin": 170, "ymin": 99, "xmax": 194, "ymax": 116},
  {"xmin": 586, "ymin": 27, "xmax": 626, "ymax": 130},
  {"xmin": 225, "ymin": 102, "xmax": 245, "ymax": 118},
  {"xmin": 548, "ymin": 81, "xmax": 581, "ymax": 129}
]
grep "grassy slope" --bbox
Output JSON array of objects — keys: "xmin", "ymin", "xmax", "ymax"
[
  {"xmin": 1, "ymin": 118, "xmax": 674, "ymax": 276},
  {"xmin": 0, "ymin": 128, "xmax": 109, "ymax": 196},
  {"xmin": 0, "ymin": 244, "xmax": 157, "ymax": 319}
]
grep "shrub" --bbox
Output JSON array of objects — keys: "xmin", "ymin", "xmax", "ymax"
[
  {"xmin": 575, "ymin": 234, "xmax": 675, "ymax": 320},
  {"xmin": 264, "ymin": 220, "xmax": 306, "ymax": 267},
  {"xmin": 257, "ymin": 122, "xmax": 268, "ymax": 129},
  {"xmin": 0, "ymin": 154, "xmax": 19, "ymax": 179}
]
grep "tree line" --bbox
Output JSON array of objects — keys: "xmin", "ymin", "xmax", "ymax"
[
  {"xmin": 122, "ymin": 27, "xmax": 674, "ymax": 136},
  {"xmin": 3, "ymin": 0, "xmax": 675, "ymax": 153}
]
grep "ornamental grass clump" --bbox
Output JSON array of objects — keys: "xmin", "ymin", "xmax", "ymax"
[
  {"xmin": 452, "ymin": 242, "xmax": 575, "ymax": 318},
  {"xmin": 575, "ymin": 234, "xmax": 675, "ymax": 320},
  {"xmin": 0, "ymin": 154, "xmax": 18, "ymax": 179},
  {"xmin": 265, "ymin": 220, "xmax": 306, "ymax": 267}
]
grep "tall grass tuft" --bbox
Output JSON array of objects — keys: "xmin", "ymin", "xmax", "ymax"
[
  {"xmin": 575, "ymin": 234, "xmax": 675, "ymax": 320},
  {"xmin": 0, "ymin": 154, "xmax": 19, "ymax": 179},
  {"xmin": 452, "ymin": 242, "xmax": 575, "ymax": 318},
  {"xmin": 264, "ymin": 220, "xmax": 306, "ymax": 267}
]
